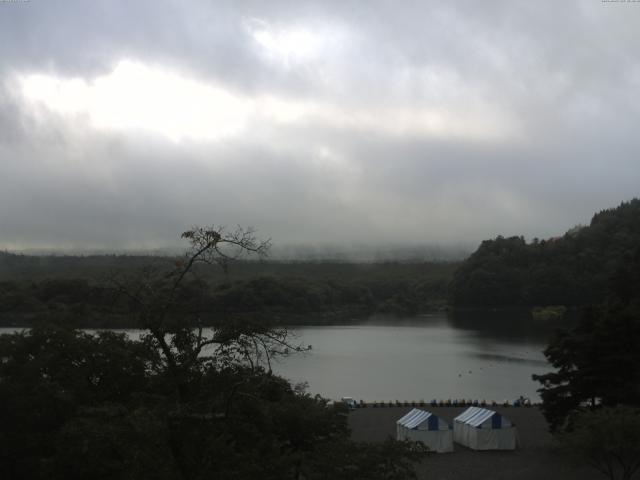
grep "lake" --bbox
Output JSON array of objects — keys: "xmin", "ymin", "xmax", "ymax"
[
  {"xmin": 274, "ymin": 313, "xmax": 554, "ymax": 401},
  {"xmin": 0, "ymin": 310, "xmax": 563, "ymax": 402},
  {"xmin": 273, "ymin": 312, "xmax": 557, "ymax": 403}
]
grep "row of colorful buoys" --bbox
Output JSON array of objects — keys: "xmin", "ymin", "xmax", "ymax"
[
  {"xmin": 342, "ymin": 397, "xmax": 535, "ymax": 408},
  {"xmin": 429, "ymin": 397, "xmax": 532, "ymax": 408}
]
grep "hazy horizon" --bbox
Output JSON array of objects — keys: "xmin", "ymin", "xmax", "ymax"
[{"xmin": 2, "ymin": 241, "xmax": 474, "ymax": 262}]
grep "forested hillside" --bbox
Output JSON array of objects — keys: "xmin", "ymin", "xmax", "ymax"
[{"xmin": 450, "ymin": 199, "xmax": 640, "ymax": 307}]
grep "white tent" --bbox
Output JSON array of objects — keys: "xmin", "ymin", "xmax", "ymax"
[
  {"xmin": 396, "ymin": 408, "xmax": 453, "ymax": 453},
  {"xmin": 453, "ymin": 406, "xmax": 517, "ymax": 450}
]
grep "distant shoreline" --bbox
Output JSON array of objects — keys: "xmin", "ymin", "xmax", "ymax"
[{"xmin": 0, "ymin": 305, "xmax": 580, "ymax": 329}]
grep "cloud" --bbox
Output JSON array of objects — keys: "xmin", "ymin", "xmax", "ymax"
[
  {"xmin": 13, "ymin": 59, "xmax": 516, "ymax": 144},
  {"xmin": 0, "ymin": 1, "xmax": 639, "ymax": 253}
]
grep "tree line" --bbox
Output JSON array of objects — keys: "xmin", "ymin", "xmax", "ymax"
[
  {"xmin": 0, "ymin": 257, "xmax": 455, "ymax": 327},
  {"xmin": 450, "ymin": 199, "xmax": 640, "ymax": 307}
]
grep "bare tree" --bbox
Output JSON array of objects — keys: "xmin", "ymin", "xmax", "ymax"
[{"xmin": 110, "ymin": 225, "xmax": 306, "ymax": 399}]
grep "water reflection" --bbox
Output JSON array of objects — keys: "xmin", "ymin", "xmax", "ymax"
[
  {"xmin": 274, "ymin": 312, "xmax": 559, "ymax": 402},
  {"xmin": 448, "ymin": 308, "xmax": 577, "ymax": 344},
  {"xmin": 472, "ymin": 352, "xmax": 549, "ymax": 366}
]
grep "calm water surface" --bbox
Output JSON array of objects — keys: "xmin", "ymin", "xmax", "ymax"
[
  {"xmin": 0, "ymin": 311, "xmax": 562, "ymax": 402},
  {"xmin": 275, "ymin": 312, "xmax": 559, "ymax": 402}
]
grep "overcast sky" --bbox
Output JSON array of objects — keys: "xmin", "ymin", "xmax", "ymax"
[{"xmin": 0, "ymin": 0, "xmax": 639, "ymax": 254}]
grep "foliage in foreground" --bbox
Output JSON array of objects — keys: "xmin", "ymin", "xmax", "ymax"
[
  {"xmin": 533, "ymin": 304, "xmax": 640, "ymax": 431},
  {"xmin": 559, "ymin": 406, "xmax": 640, "ymax": 480},
  {"xmin": 0, "ymin": 226, "xmax": 422, "ymax": 479},
  {"xmin": 533, "ymin": 226, "xmax": 640, "ymax": 479},
  {"xmin": 532, "ymin": 239, "xmax": 640, "ymax": 431},
  {"xmin": 0, "ymin": 323, "xmax": 422, "ymax": 480}
]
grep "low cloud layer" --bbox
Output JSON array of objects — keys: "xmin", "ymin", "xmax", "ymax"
[{"xmin": 1, "ymin": 1, "xmax": 639, "ymax": 253}]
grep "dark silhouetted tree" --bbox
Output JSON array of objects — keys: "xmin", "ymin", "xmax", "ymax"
[{"xmin": 560, "ymin": 406, "xmax": 640, "ymax": 480}]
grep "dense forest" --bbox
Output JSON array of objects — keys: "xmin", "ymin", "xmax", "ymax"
[
  {"xmin": 450, "ymin": 199, "xmax": 640, "ymax": 307},
  {"xmin": 0, "ymin": 252, "xmax": 455, "ymax": 327}
]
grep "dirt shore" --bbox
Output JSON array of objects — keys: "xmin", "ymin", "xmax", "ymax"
[{"xmin": 348, "ymin": 406, "xmax": 601, "ymax": 480}]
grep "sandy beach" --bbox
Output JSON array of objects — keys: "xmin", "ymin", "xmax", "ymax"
[{"xmin": 349, "ymin": 406, "xmax": 602, "ymax": 480}]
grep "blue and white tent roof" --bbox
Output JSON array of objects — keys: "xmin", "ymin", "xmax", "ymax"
[
  {"xmin": 454, "ymin": 406, "xmax": 512, "ymax": 428},
  {"xmin": 397, "ymin": 408, "xmax": 449, "ymax": 431}
]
